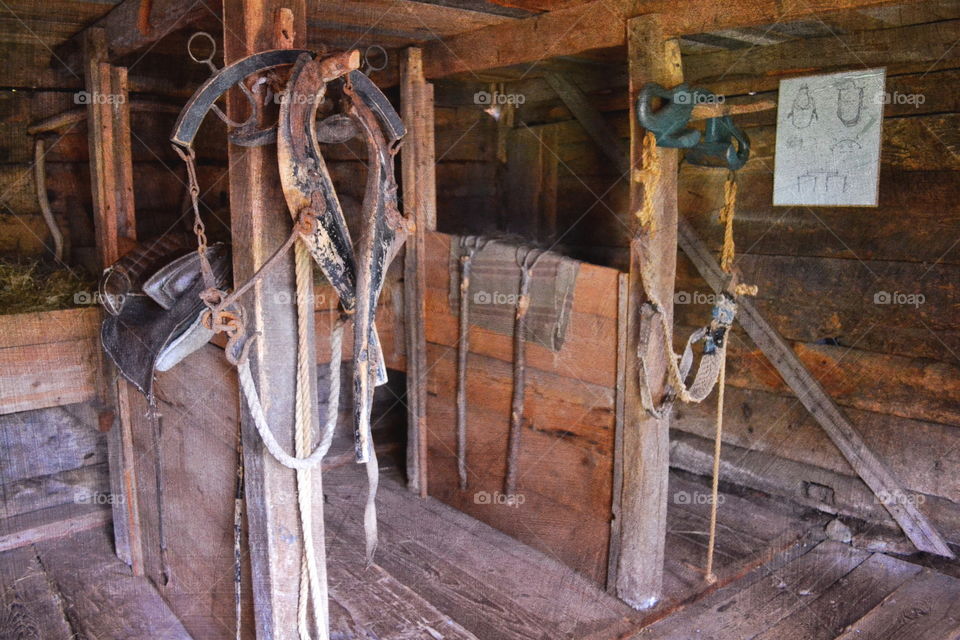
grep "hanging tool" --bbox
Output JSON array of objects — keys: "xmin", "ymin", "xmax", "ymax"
[
  {"xmin": 636, "ymin": 82, "xmax": 750, "ymax": 171},
  {"xmin": 455, "ymin": 235, "xmax": 490, "ymax": 490},
  {"xmin": 504, "ymin": 245, "xmax": 546, "ymax": 497}
]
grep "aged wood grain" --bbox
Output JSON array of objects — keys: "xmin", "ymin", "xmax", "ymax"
[
  {"xmin": 639, "ymin": 541, "xmax": 869, "ymax": 639},
  {"xmin": 754, "ymin": 552, "xmax": 923, "ymax": 640},
  {"xmin": 37, "ymin": 527, "xmax": 192, "ymax": 639},
  {"xmin": 833, "ymin": 568, "xmax": 960, "ymax": 640},
  {"xmin": 0, "ymin": 545, "xmax": 74, "ymax": 639},
  {"xmin": 0, "ymin": 502, "xmax": 110, "ymax": 553}
]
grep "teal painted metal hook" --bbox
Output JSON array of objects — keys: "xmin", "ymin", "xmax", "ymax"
[{"xmin": 636, "ymin": 82, "xmax": 750, "ymax": 171}]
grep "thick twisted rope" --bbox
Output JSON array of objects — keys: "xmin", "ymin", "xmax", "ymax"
[{"xmin": 295, "ymin": 241, "xmax": 325, "ymax": 639}]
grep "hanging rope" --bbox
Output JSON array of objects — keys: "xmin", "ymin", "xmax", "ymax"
[
  {"xmin": 719, "ymin": 171, "xmax": 737, "ymax": 273},
  {"xmin": 703, "ymin": 169, "xmax": 753, "ymax": 584},
  {"xmin": 704, "ymin": 347, "xmax": 726, "ymax": 585},
  {"xmin": 633, "ymin": 154, "xmax": 758, "ymax": 584},
  {"xmin": 295, "ymin": 241, "xmax": 326, "ymax": 639},
  {"xmin": 635, "ymin": 131, "xmax": 661, "ymax": 230}
]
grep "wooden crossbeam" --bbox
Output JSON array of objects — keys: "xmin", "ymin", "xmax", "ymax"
[
  {"xmin": 418, "ymin": 0, "xmax": 929, "ymax": 80},
  {"xmin": 56, "ymin": 0, "xmax": 211, "ymax": 73},
  {"xmin": 676, "ymin": 221, "xmax": 955, "ymax": 559}
]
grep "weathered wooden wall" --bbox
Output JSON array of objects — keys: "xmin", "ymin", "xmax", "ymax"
[
  {"xmin": 456, "ymin": 14, "xmax": 960, "ymax": 551},
  {"xmin": 0, "ymin": 32, "xmax": 223, "ymax": 269},
  {"xmin": 418, "ymin": 9, "xmax": 960, "ymax": 563},
  {"xmin": 420, "ymin": 231, "xmax": 620, "ymax": 584},
  {"xmin": 675, "ymin": 20, "xmax": 960, "ymax": 549},
  {"xmin": 0, "ymin": 307, "xmax": 111, "ymax": 550}
]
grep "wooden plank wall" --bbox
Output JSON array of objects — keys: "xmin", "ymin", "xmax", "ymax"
[
  {"xmin": 0, "ymin": 34, "xmax": 226, "ymax": 270},
  {"xmin": 501, "ymin": 15, "xmax": 960, "ymax": 549},
  {"xmin": 673, "ymin": 19, "xmax": 960, "ymax": 547},
  {"xmin": 0, "ymin": 307, "xmax": 113, "ymax": 551},
  {"xmin": 421, "ymin": 230, "xmax": 620, "ymax": 584}
]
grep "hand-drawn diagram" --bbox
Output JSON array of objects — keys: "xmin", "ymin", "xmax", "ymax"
[
  {"xmin": 831, "ymin": 138, "xmax": 862, "ymax": 153},
  {"xmin": 774, "ymin": 68, "xmax": 885, "ymax": 206},
  {"xmin": 836, "ymin": 78, "xmax": 864, "ymax": 126},
  {"xmin": 798, "ymin": 171, "xmax": 848, "ymax": 195},
  {"xmin": 787, "ymin": 84, "xmax": 818, "ymax": 129}
]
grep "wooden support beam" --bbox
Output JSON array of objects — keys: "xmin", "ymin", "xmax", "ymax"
[
  {"xmin": 84, "ymin": 29, "xmax": 136, "ymax": 268},
  {"xmin": 57, "ymin": 0, "xmax": 211, "ymax": 73},
  {"xmin": 607, "ymin": 272, "xmax": 629, "ymax": 594},
  {"xmin": 616, "ymin": 16, "xmax": 682, "ymax": 609},
  {"xmin": 418, "ymin": 0, "xmax": 928, "ymax": 80},
  {"xmin": 545, "ymin": 72, "xmax": 625, "ymax": 167},
  {"xmin": 676, "ymin": 220, "xmax": 955, "ymax": 559},
  {"xmin": 223, "ymin": 2, "xmax": 329, "ymax": 637},
  {"xmin": 400, "ymin": 47, "xmax": 437, "ymax": 497},
  {"xmin": 83, "ymin": 27, "xmax": 143, "ymax": 575}
]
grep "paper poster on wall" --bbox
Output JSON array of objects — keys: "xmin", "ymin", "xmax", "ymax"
[{"xmin": 773, "ymin": 68, "xmax": 886, "ymax": 207}]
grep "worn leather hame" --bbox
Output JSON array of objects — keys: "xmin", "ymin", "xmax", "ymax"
[{"xmin": 101, "ymin": 243, "xmax": 231, "ymax": 397}]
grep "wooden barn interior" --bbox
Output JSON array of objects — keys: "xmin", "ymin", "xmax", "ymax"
[{"xmin": 1, "ymin": 0, "xmax": 959, "ymax": 638}]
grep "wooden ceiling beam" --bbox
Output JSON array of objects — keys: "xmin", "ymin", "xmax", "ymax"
[
  {"xmin": 54, "ymin": 0, "xmax": 214, "ymax": 76},
  {"xmin": 418, "ymin": 0, "xmax": 931, "ymax": 80}
]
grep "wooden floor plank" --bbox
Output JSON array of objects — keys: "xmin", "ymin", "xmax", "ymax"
[
  {"xmin": 833, "ymin": 569, "xmax": 960, "ymax": 640},
  {"xmin": 328, "ymin": 547, "xmax": 478, "ymax": 640},
  {"xmin": 640, "ymin": 541, "xmax": 869, "ymax": 639},
  {"xmin": 0, "ymin": 545, "xmax": 74, "ymax": 639},
  {"xmin": 754, "ymin": 553, "xmax": 923, "ymax": 640},
  {"xmin": 34, "ymin": 527, "xmax": 192, "ymax": 639},
  {"xmin": 325, "ymin": 465, "xmax": 634, "ymax": 639}
]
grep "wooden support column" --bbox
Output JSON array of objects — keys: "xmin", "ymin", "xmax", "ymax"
[
  {"xmin": 616, "ymin": 15, "xmax": 682, "ymax": 609},
  {"xmin": 83, "ymin": 26, "xmax": 143, "ymax": 574},
  {"xmin": 222, "ymin": 2, "xmax": 326, "ymax": 637},
  {"xmin": 400, "ymin": 47, "xmax": 436, "ymax": 497}
]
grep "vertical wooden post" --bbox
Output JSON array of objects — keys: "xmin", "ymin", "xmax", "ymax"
[
  {"xmin": 222, "ymin": 2, "xmax": 322, "ymax": 637},
  {"xmin": 615, "ymin": 15, "xmax": 682, "ymax": 609},
  {"xmin": 400, "ymin": 47, "xmax": 436, "ymax": 497},
  {"xmin": 83, "ymin": 27, "xmax": 143, "ymax": 575}
]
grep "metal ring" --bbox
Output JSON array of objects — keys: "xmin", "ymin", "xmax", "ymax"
[
  {"xmin": 187, "ymin": 31, "xmax": 217, "ymax": 67},
  {"xmin": 362, "ymin": 45, "xmax": 388, "ymax": 74}
]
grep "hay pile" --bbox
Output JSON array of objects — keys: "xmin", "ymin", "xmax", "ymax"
[{"xmin": 0, "ymin": 259, "xmax": 96, "ymax": 315}]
